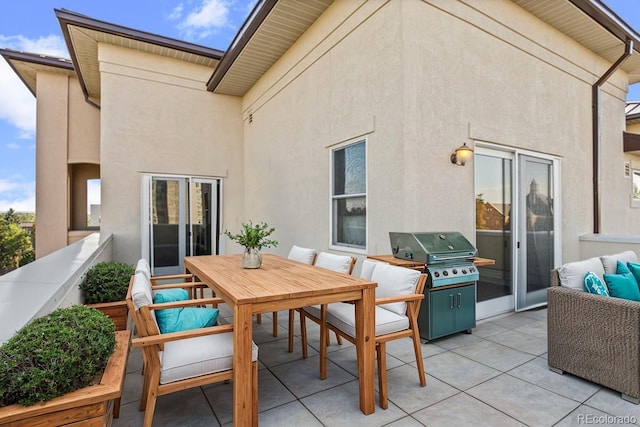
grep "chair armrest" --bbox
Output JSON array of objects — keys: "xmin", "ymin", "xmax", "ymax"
[
  {"xmin": 148, "ymin": 297, "xmax": 224, "ymax": 310},
  {"xmin": 151, "ymin": 282, "xmax": 207, "ymax": 290},
  {"xmin": 132, "ymin": 323, "xmax": 234, "ymax": 347},
  {"xmin": 375, "ymin": 294, "xmax": 424, "ymax": 305},
  {"xmin": 150, "ymin": 273, "xmax": 194, "ymax": 283}
]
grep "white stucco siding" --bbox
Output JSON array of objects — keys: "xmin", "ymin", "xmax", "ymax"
[{"xmin": 98, "ymin": 44, "xmax": 243, "ymax": 264}]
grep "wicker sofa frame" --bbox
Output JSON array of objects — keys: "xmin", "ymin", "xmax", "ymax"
[{"xmin": 548, "ymin": 269, "xmax": 640, "ymax": 403}]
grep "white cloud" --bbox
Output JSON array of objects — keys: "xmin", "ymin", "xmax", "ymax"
[
  {"xmin": 177, "ymin": 0, "xmax": 231, "ymax": 39},
  {"xmin": 6, "ymin": 143, "xmax": 19, "ymax": 150},
  {"xmin": 0, "ymin": 178, "xmax": 35, "ymax": 212},
  {"xmin": 168, "ymin": 3, "xmax": 184, "ymax": 21},
  {"xmin": 0, "ymin": 34, "xmax": 68, "ymax": 139}
]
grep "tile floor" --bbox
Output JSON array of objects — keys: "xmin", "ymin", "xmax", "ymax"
[{"xmin": 113, "ymin": 307, "xmax": 640, "ymax": 426}]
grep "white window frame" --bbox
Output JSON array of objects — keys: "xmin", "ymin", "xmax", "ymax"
[
  {"xmin": 329, "ymin": 138, "xmax": 367, "ymax": 254},
  {"xmin": 632, "ymin": 169, "xmax": 640, "ymax": 208}
]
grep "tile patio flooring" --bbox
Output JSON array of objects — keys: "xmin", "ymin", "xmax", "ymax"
[{"xmin": 114, "ymin": 306, "xmax": 640, "ymax": 426}]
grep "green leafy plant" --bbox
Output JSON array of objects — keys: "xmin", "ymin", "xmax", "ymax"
[
  {"xmin": 0, "ymin": 305, "xmax": 116, "ymax": 407},
  {"xmin": 80, "ymin": 261, "xmax": 135, "ymax": 304},
  {"xmin": 224, "ymin": 221, "xmax": 278, "ymax": 250}
]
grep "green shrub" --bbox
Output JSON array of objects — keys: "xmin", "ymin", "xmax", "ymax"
[
  {"xmin": 80, "ymin": 261, "xmax": 135, "ymax": 304},
  {"xmin": 0, "ymin": 305, "xmax": 116, "ymax": 407}
]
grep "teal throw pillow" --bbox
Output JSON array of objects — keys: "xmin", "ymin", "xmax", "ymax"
[
  {"xmin": 583, "ymin": 272, "xmax": 609, "ymax": 296},
  {"xmin": 153, "ymin": 288, "xmax": 218, "ymax": 333},
  {"xmin": 604, "ymin": 273, "xmax": 640, "ymax": 301},
  {"xmin": 627, "ymin": 261, "xmax": 640, "ymax": 285},
  {"xmin": 155, "ymin": 306, "xmax": 219, "ymax": 334},
  {"xmin": 154, "ymin": 288, "xmax": 189, "ymax": 303},
  {"xmin": 617, "ymin": 260, "xmax": 633, "ymax": 275}
]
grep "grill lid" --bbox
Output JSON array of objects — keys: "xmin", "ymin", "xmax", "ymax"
[{"xmin": 389, "ymin": 232, "xmax": 477, "ymax": 264}]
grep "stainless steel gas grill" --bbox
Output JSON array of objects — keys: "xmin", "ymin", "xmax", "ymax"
[{"xmin": 389, "ymin": 232, "xmax": 478, "ymax": 340}]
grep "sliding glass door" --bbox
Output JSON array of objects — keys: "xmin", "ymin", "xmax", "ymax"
[{"xmin": 142, "ymin": 175, "xmax": 220, "ymax": 275}]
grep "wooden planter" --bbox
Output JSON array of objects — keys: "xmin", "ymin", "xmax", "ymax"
[
  {"xmin": 88, "ymin": 300, "xmax": 129, "ymax": 331},
  {"xmin": 0, "ymin": 330, "xmax": 130, "ymax": 427}
]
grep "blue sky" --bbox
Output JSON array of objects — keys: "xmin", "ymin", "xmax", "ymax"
[{"xmin": 0, "ymin": 0, "xmax": 638, "ymax": 213}]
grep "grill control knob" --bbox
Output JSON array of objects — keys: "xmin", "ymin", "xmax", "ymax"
[
  {"xmin": 469, "ymin": 267, "xmax": 476, "ymax": 273},
  {"xmin": 452, "ymin": 269, "xmax": 458, "ymax": 274},
  {"xmin": 443, "ymin": 271, "xmax": 449, "ymax": 276},
  {"xmin": 462, "ymin": 269, "xmax": 467, "ymax": 274},
  {"xmin": 434, "ymin": 272, "xmax": 440, "ymax": 277}
]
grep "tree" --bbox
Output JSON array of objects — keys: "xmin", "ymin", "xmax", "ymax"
[{"xmin": 0, "ymin": 216, "xmax": 35, "ymax": 273}]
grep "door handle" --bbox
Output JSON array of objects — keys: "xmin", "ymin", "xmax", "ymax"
[
  {"xmin": 457, "ymin": 292, "xmax": 462, "ymax": 308},
  {"xmin": 449, "ymin": 294, "xmax": 454, "ymax": 309}
]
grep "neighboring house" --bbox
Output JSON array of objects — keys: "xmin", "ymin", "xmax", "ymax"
[{"xmin": 3, "ymin": 0, "xmax": 640, "ymax": 319}]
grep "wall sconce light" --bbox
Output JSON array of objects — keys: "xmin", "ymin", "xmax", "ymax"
[{"xmin": 450, "ymin": 143, "xmax": 473, "ymax": 166}]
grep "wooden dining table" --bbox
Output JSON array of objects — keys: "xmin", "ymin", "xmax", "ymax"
[{"xmin": 184, "ymin": 253, "xmax": 378, "ymax": 426}]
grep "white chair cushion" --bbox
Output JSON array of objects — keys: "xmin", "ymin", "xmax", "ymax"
[
  {"xmin": 325, "ymin": 303, "xmax": 409, "ymax": 338},
  {"xmin": 371, "ymin": 263, "xmax": 421, "ymax": 315},
  {"xmin": 131, "ymin": 272, "xmax": 153, "ymax": 309},
  {"xmin": 302, "ymin": 305, "xmax": 321, "ymax": 319},
  {"xmin": 135, "ymin": 259, "xmax": 151, "ymax": 281},
  {"xmin": 160, "ymin": 332, "xmax": 258, "ymax": 384},
  {"xmin": 601, "ymin": 251, "xmax": 638, "ymax": 275},
  {"xmin": 288, "ymin": 245, "xmax": 317, "ymax": 265},
  {"xmin": 315, "ymin": 252, "xmax": 353, "ymax": 274},
  {"xmin": 359, "ymin": 259, "xmax": 381, "ymax": 280},
  {"xmin": 558, "ymin": 257, "xmax": 604, "ymax": 291}
]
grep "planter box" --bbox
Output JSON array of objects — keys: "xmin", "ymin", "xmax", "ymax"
[
  {"xmin": 88, "ymin": 301, "xmax": 129, "ymax": 331},
  {"xmin": 0, "ymin": 330, "xmax": 130, "ymax": 426}
]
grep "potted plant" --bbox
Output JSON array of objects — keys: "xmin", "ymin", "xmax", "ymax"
[
  {"xmin": 0, "ymin": 305, "xmax": 130, "ymax": 426},
  {"xmin": 80, "ymin": 261, "xmax": 135, "ymax": 330},
  {"xmin": 224, "ymin": 221, "xmax": 278, "ymax": 268}
]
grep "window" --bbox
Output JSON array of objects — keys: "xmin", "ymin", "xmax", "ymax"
[
  {"xmin": 331, "ymin": 140, "xmax": 366, "ymax": 249},
  {"xmin": 633, "ymin": 170, "xmax": 640, "ymax": 207}
]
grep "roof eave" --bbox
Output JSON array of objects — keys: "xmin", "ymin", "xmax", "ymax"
[{"xmin": 0, "ymin": 48, "xmax": 74, "ymax": 96}]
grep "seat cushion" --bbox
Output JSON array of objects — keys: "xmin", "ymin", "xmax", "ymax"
[
  {"xmin": 160, "ymin": 333, "xmax": 258, "ymax": 384},
  {"xmin": 371, "ymin": 263, "xmax": 421, "ymax": 315},
  {"xmin": 325, "ymin": 303, "xmax": 409, "ymax": 338},
  {"xmin": 288, "ymin": 245, "xmax": 317, "ymax": 265},
  {"xmin": 315, "ymin": 252, "xmax": 353, "ymax": 274},
  {"xmin": 359, "ymin": 259, "xmax": 382, "ymax": 281},
  {"xmin": 154, "ymin": 288, "xmax": 189, "ymax": 303},
  {"xmin": 601, "ymin": 251, "xmax": 638, "ymax": 275},
  {"xmin": 583, "ymin": 272, "xmax": 609, "ymax": 296},
  {"xmin": 135, "ymin": 259, "xmax": 151, "ymax": 281},
  {"xmin": 131, "ymin": 272, "xmax": 153, "ymax": 309},
  {"xmin": 558, "ymin": 257, "xmax": 604, "ymax": 291}
]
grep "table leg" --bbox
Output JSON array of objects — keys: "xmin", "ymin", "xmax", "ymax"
[
  {"xmin": 233, "ymin": 304, "xmax": 254, "ymax": 426},
  {"xmin": 354, "ymin": 287, "xmax": 375, "ymax": 415}
]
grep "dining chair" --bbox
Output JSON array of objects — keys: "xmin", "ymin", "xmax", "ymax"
[
  {"xmin": 255, "ymin": 245, "xmax": 318, "ymax": 339},
  {"xmin": 126, "ymin": 272, "xmax": 259, "ymax": 427},
  {"xmin": 319, "ymin": 261, "xmax": 427, "ymax": 409},
  {"xmin": 298, "ymin": 252, "xmax": 357, "ymax": 357}
]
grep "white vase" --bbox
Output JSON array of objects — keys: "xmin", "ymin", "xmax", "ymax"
[{"xmin": 242, "ymin": 248, "xmax": 262, "ymax": 269}]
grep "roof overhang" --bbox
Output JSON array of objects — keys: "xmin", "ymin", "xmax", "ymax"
[
  {"xmin": 513, "ymin": 0, "xmax": 640, "ymax": 84},
  {"xmin": 56, "ymin": 8, "xmax": 224, "ymax": 106},
  {"xmin": 206, "ymin": 0, "xmax": 334, "ymax": 95},
  {"xmin": 0, "ymin": 49, "xmax": 74, "ymax": 96},
  {"xmin": 628, "ymin": 102, "xmax": 640, "ymax": 125},
  {"xmin": 208, "ymin": 0, "xmax": 640, "ymax": 97}
]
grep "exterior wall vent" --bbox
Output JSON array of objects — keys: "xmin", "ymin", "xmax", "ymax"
[{"xmin": 625, "ymin": 160, "xmax": 631, "ymax": 178}]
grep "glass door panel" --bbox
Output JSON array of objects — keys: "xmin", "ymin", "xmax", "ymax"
[
  {"xmin": 475, "ymin": 150, "xmax": 515, "ymax": 319},
  {"xmin": 151, "ymin": 177, "xmax": 187, "ymax": 275},
  {"xmin": 190, "ymin": 179, "xmax": 219, "ymax": 256},
  {"xmin": 517, "ymin": 155, "xmax": 554, "ymax": 310}
]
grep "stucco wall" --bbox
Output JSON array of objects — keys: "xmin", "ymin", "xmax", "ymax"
[
  {"xmin": 98, "ymin": 44, "xmax": 244, "ymax": 264},
  {"xmin": 240, "ymin": 0, "xmax": 634, "ymax": 264}
]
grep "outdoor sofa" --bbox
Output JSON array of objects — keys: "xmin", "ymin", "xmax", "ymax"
[{"xmin": 548, "ymin": 250, "xmax": 640, "ymax": 403}]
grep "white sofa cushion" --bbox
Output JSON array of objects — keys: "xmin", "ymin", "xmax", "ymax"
[
  {"xmin": 325, "ymin": 302, "xmax": 409, "ymax": 338},
  {"xmin": 315, "ymin": 252, "xmax": 353, "ymax": 274},
  {"xmin": 359, "ymin": 259, "xmax": 382, "ymax": 280},
  {"xmin": 601, "ymin": 251, "xmax": 638, "ymax": 275},
  {"xmin": 135, "ymin": 259, "xmax": 151, "ymax": 281},
  {"xmin": 288, "ymin": 245, "xmax": 317, "ymax": 265},
  {"xmin": 558, "ymin": 257, "xmax": 604, "ymax": 291},
  {"xmin": 131, "ymin": 271, "xmax": 153, "ymax": 309},
  {"xmin": 160, "ymin": 332, "xmax": 258, "ymax": 384},
  {"xmin": 371, "ymin": 263, "xmax": 421, "ymax": 315}
]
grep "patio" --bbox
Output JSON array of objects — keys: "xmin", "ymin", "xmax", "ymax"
[{"xmin": 114, "ymin": 306, "xmax": 640, "ymax": 426}]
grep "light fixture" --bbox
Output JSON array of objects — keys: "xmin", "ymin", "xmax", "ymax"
[{"xmin": 450, "ymin": 143, "xmax": 473, "ymax": 166}]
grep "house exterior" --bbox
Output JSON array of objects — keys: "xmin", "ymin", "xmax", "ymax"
[{"xmin": 3, "ymin": 0, "xmax": 640, "ymax": 319}]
